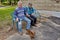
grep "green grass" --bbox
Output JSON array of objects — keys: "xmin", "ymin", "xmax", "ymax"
[
  {"xmin": 0, "ymin": 6, "xmax": 16, "ymax": 28},
  {"xmin": 0, "ymin": 6, "xmax": 16, "ymax": 21}
]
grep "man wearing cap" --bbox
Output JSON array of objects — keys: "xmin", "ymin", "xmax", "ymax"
[{"xmin": 25, "ymin": 3, "xmax": 37, "ymax": 26}]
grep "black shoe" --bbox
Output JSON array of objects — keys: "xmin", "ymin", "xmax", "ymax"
[{"xmin": 31, "ymin": 24, "xmax": 35, "ymax": 26}]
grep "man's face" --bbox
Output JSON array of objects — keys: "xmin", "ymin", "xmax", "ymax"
[
  {"xmin": 18, "ymin": 2, "xmax": 22, "ymax": 8},
  {"xmin": 28, "ymin": 4, "xmax": 32, "ymax": 8}
]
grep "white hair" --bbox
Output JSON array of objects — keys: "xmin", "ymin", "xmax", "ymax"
[{"xmin": 18, "ymin": 1, "xmax": 22, "ymax": 5}]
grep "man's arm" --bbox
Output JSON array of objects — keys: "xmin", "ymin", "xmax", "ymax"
[
  {"xmin": 31, "ymin": 8, "xmax": 36, "ymax": 15},
  {"xmin": 14, "ymin": 10, "xmax": 18, "ymax": 22},
  {"xmin": 24, "ymin": 7, "xmax": 30, "ymax": 17}
]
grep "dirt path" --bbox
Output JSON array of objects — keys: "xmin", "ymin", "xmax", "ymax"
[
  {"xmin": 5, "ymin": 17, "xmax": 60, "ymax": 40},
  {"xmin": 0, "ymin": 29, "xmax": 16, "ymax": 40},
  {"xmin": 0, "ymin": 10, "xmax": 60, "ymax": 40}
]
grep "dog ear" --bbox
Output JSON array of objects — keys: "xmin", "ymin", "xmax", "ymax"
[
  {"xmin": 26, "ymin": 30, "xmax": 35, "ymax": 39},
  {"xmin": 29, "ymin": 31, "xmax": 35, "ymax": 39}
]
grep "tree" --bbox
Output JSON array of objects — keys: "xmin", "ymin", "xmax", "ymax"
[
  {"xmin": 9, "ymin": 0, "xmax": 11, "ymax": 5},
  {"xmin": 0, "ymin": 0, "xmax": 4, "ymax": 4},
  {"xmin": 0, "ymin": 0, "xmax": 1, "ymax": 5},
  {"xmin": 14, "ymin": 0, "xmax": 17, "ymax": 5}
]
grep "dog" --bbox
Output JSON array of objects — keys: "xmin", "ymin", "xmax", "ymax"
[{"xmin": 26, "ymin": 30, "xmax": 35, "ymax": 39}]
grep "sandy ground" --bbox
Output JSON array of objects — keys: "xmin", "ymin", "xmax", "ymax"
[
  {"xmin": 0, "ymin": 0, "xmax": 60, "ymax": 40},
  {"xmin": 0, "ymin": 16, "xmax": 60, "ymax": 40},
  {"xmin": 0, "ymin": 28, "xmax": 17, "ymax": 40}
]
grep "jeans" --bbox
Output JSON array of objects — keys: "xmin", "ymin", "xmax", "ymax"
[
  {"xmin": 27, "ymin": 15, "xmax": 37, "ymax": 26},
  {"xmin": 17, "ymin": 17, "xmax": 31, "ymax": 32},
  {"xmin": 30, "ymin": 15, "xmax": 37, "ymax": 24}
]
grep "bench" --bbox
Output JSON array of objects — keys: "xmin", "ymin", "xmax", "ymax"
[{"xmin": 11, "ymin": 10, "xmax": 41, "ymax": 30}]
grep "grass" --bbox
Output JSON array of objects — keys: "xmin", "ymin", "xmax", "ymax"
[
  {"xmin": 0, "ymin": 6, "xmax": 16, "ymax": 21},
  {"xmin": 0, "ymin": 6, "xmax": 16, "ymax": 28}
]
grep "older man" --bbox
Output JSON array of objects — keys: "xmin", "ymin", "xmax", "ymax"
[{"xmin": 13, "ymin": 1, "xmax": 32, "ymax": 35}]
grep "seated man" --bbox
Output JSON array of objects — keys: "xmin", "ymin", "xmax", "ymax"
[
  {"xmin": 13, "ymin": 1, "xmax": 32, "ymax": 35},
  {"xmin": 25, "ymin": 3, "xmax": 37, "ymax": 26}
]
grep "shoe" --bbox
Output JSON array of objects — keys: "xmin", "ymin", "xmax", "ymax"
[
  {"xmin": 31, "ymin": 24, "xmax": 35, "ymax": 26},
  {"xmin": 32, "ymin": 24, "xmax": 37, "ymax": 27},
  {"xmin": 18, "ymin": 32, "xmax": 23, "ymax": 35}
]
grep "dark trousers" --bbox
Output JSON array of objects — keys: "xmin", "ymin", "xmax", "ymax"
[{"xmin": 27, "ymin": 14, "xmax": 37, "ymax": 26}]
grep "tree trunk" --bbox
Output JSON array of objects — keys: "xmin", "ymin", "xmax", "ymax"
[
  {"xmin": 0, "ymin": 0, "xmax": 2, "ymax": 4},
  {"xmin": 0, "ymin": 0, "xmax": 1, "ymax": 5},
  {"xmin": 9, "ymin": 0, "xmax": 11, "ymax": 5},
  {"xmin": 14, "ymin": 0, "xmax": 16, "ymax": 5}
]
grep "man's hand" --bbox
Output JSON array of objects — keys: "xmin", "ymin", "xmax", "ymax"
[
  {"xmin": 31, "ymin": 14, "xmax": 34, "ymax": 15},
  {"xmin": 26, "ymin": 14, "xmax": 30, "ymax": 17},
  {"xmin": 16, "ymin": 18, "xmax": 18, "ymax": 22}
]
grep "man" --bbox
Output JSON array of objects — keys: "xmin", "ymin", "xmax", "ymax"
[
  {"xmin": 25, "ymin": 3, "xmax": 37, "ymax": 26},
  {"xmin": 13, "ymin": 1, "xmax": 32, "ymax": 35}
]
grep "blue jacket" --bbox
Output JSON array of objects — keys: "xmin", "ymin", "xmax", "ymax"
[{"xmin": 25, "ymin": 7, "xmax": 36, "ymax": 15}]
